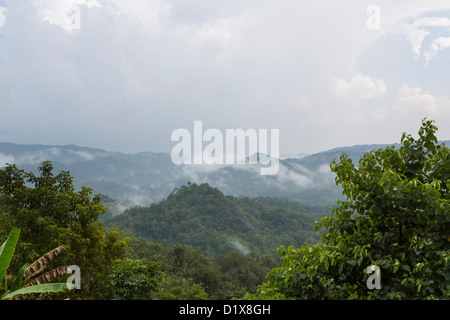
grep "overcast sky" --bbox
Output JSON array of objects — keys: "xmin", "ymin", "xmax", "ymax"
[{"xmin": 0, "ymin": 0, "xmax": 449, "ymax": 155}]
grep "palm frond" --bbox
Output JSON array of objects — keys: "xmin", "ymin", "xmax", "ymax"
[
  {"xmin": 23, "ymin": 246, "xmax": 66, "ymax": 280},
  {"xmin": 25, "ymin": 265, "xmax": 69, "ymax": 287}
]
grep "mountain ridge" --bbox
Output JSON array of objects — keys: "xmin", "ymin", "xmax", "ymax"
[{"xmin": 1, "ymin": 140, "xmax": 448, "ymax": 209}]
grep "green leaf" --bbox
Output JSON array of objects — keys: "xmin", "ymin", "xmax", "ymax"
[
  {"xmin": 0, "ymin": 227, "xmax": 21, "ymax": 286},
  {"xmin": 347, "ymin": 260, "xmax": 356, "ymax": 267},
  {"xmin": 9, "ymin": 263, "xmax": 28, "ymax": 293},
  {"xmin": 1, "ymin": 283, "xmax": 68, "ymax": 300}
]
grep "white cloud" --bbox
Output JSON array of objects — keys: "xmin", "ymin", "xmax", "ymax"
[
  {"xmin": 370, "ymin": 83, "xmax": 450, "ymax": 136},
  {"xmin": 334, "ymin": 73, "xmax": 387, "ymax": 101},
  {"xmin": 0, "ymin": 153, "xmax": 15, "ymax": 167},
  {"xmin": 424, "ymin": 36, "xmax": 450, "ymax": 65},
  {"xmin": 395, "ymin": 83, "xmax": 445, "ymax": 116},
  {"xmin": 68, "ymin": 149, "xmax": 96, "ymax": 160},
  {"xmin": 228, "ymin": 238, "xmax": 250, "ymax": 255},
  {"xmin": 36, "ymin": 0, "xmax": 101, "ymax": 31},
  {"xmin": 272, "ymin": 163, "xmax": 313, "ymax": 188},
  {"xmin": 367, "ymin": 87, "xmax": 449, "ymax": 151},
  {"xmin": 177, "ymin": 19, "xmax": 233, "ymax": 48},
  {"xmin": 404, "ymin": 25, "xmax": 430, "ymax": 57},
  {"xmin": 0, "ymin": 6, "xmax": 6, "ymax": 27},
  {"xmin": 412, "ymin": 16, "xmax": 450, "ymax": 28},
  {"xmin": 318, "ymin": 164, "xmax": 331, "ymax": 174},
  {"xmin": 12, "ymin": 148, "xmax": 62, "ymax": 165},
  {"xmin": 389, "ymin": 14, "xmax": 450, "ymax": 63}
]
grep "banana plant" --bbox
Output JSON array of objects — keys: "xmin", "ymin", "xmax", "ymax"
[{"xmin": 0, "ymin": 227, "xmax": 68, "ymax": 300}]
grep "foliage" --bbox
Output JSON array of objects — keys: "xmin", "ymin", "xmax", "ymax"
[
  {"xmin": 106, "ymin": 183, "xmax": 325, "ymax": 257},
  {"xmin": 156, "ymin": 277, "xmax": 209, "ymax": 300},
  {"xmin": 213, "ymin": 251, "xmax": 278, "ymax": 299},
  {"xmin": 0, "ymin": 227, "xmax": 68, "ymax": 300},
  {"xmin": 127, "ymin": 238, "xmax": 279, "ymax": 299},
  {"xmin": 105, "ymin": 258, "xmax": 161, "ymax": 300},
  {"xmin": 0, "ymin": 162, "xmax": 287, "ymax": 300},
  {"xmin": 0, "ymin": 161, "xmax": 131, "ymax": 299},
  {"xmin": 248, "ymin": 119, "xmax": 450, "ymax": 300},
  {"xmin": 0, "ymin": 162, "xmax": 281, "ymax": 300}
]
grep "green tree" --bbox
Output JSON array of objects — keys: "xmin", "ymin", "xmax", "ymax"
[
  {"xmin": 105, "ymin": 258, "xmax": 161, "ymax": 300},
  {"xmin": 0, "ymin": 161, "xmax": 131, "ymax": 299},
  {"xmin": 214, "ymin": 251, "xmax": 278, "ymax": 299},
  {"xmin": 155, "ymin": 277, "xmax": 209, "ymax": 300},
  {"xmin": 126, "ymin": 238, "xmax": 276, "ymax": 299},
  {"xmin": 107, "ymin": 182, "xmax": 322, "ymax": 258},
  {"xmin": 248, "ymin": 119, "xmax": 449, "ymax": 300},
  {"xmin": 1, "ymin": 227, "xmax": 68, "ymax": 300}
]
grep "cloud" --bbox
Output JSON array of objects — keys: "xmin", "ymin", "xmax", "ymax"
[
  {"xmin": 389, "ymin": 13, "xmax": 450, "ymax": 64},
  {"xmin": 412, "ymin": 16, "xmax": 450, "ymax": 28},
  {"xmin": 0, "ymin": 6, "xmax": 6, "ymax": 27},
  {"xmin": 397, "ymin": 84, "xmax": 437, "ymax": 112},
  {"xmin": 402, "ymin": 25, "xmax": 430, "ymax": 57},
  {"xmin": 228, "ymin": 238, "xmax": 250, "ymax": 255},
  {"xmin": 368, "ymin": 83, "xmax": 450, "ymax": 141},
  {"xmin": 35, "ymin": 0, "xmax": 101, "ymax": 31},
  {"xmin": 177, "ymin": 19, "xmax": 233, "ymax": 49},
  {"xmin": 0, "ymin": 1, "xmax": 449, "ymax": 158},
  {"xmin": 424, "ymin": 36, "xmax": 450, "ymax": 65},
  {"xmin": 0, "ymin": 153, "xmax": 15, "ymax": 167},
  {"xmin": 68, "ymin": 149, "xmax": 96, "ymax": 160},
  {"xmin": 334, "ymin": 73, "xmax": 387, "ymax": 101},
  {"xmin": 11, "ymin": 147, "xmax": 61, "ymax": 165},
  {"xmin": 272, "ymin": 163, "xmax": 313, "ymax": 188},
  {"xmin": 0, "ymin": 64, "xmax": 16, "ymax": 109}
]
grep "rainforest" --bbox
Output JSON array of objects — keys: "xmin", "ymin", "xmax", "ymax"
[{"xmin": 1, "ymin": 119, "xmax": 448, "ymax": 301}]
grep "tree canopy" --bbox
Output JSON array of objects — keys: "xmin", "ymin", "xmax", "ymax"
[
  {"xmin": 248, "ymin": 119, "xmax": 449, "ymax": 299},
  {"xmin": 0, "ymin": 161, "xmax": 130, "ymax": 299},
  {"xmin": 2, "ymin": 119, "xmax": 447, "ymax": 300},
  {"xmin": 0, "ymin": 162, "xmax": 282, "ymax": 300},
  {"xmin": 105, "ymin": 182, "xmax": 326, "ymax": 257}
]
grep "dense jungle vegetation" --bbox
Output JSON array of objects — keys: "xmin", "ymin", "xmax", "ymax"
[{"xmin": 1, "ymin": 119, "xmax": 448, "ymax": 300}]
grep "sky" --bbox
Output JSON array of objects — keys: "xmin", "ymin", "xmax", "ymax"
[{"xmin": 0, "ymin": 0, "xmax": 449, "ymax": 156}]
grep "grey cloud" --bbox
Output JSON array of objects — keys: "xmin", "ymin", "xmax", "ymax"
[{"xmin": 0, "ymin": 1, "xmax": 449, "ymax": 156}]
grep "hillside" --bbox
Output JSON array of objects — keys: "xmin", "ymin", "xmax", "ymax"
[
  {"xmin": 104, "ymin": 183, "xmax": 329, "ymax": 257},
  {"xmin": 0, "ymin": 141, "xmax": 426, "ymax": 208}
]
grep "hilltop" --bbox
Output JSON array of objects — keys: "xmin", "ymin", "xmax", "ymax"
[{"xmin": 104, "ymin": 183, "xmax": 329, "ymax": 257}]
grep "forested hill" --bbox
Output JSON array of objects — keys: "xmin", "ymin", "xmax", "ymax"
[{"xmin": 104, "ymin": 183, "xmax": 329, "ymax": 257}]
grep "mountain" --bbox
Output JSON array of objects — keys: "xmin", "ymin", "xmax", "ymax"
[
  {"xmin": 1, "ymin": 140, "xmax": 447, "ymax": 210},
  {"xmin": 104, "ymin": 182, "xmax": 327, "ymax": 257},
  {"xmin": 0, "ymin": 142, "xmax": 177, "ymax": 205},
  {"xmin": 280, "ymin": 153, "xmax": 309, "ymax": 160}
]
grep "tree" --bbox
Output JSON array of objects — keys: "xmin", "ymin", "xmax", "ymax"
[
  {"xmin": 248, "ymin": 119, "xmax": 449, "ymax": 299},
  {"xmin": 155, "ymin": 277, "xmax": 209, "ymax": 300},
  {"xmin": 214, "ymin": 251, "xmax": 278, "ymax": 299},
  {"xmin": 107, "ymin": 182, "xmax": 322, "ymax": 258},
  {"xmin": 0, "ymin": 227, "xmax": 68, "ymax": 300},
  {"xmin": 105, "ymin": 258, "xmax": 161, "ymax": 300},
  {"xmin": 0, "ymin": 161, "xmax": 131, "ymax": 299}
]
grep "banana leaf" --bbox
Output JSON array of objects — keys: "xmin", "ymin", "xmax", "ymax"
[
  {"xmin": 0, "ymin": 227, "xmax": 20, "ymax": 286},
  {"xmin": 1, "ymin": 283, "xmax": 68, "ymax": 300}
]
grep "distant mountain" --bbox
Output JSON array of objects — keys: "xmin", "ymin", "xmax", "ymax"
[
  {"xmin": 0, "ymin": 142, "xmax": 177, "ymax": 205},
  {"xmin": 288, "ymin": 143, "xmax": 394, "ymax": 171},
  {"xmin": 280, "ymin": 153, "xmax": 309, "ymax": 160},
  {"xmin": 1, "ymin": 140, "xmax": 447, "ymax": 210}
]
